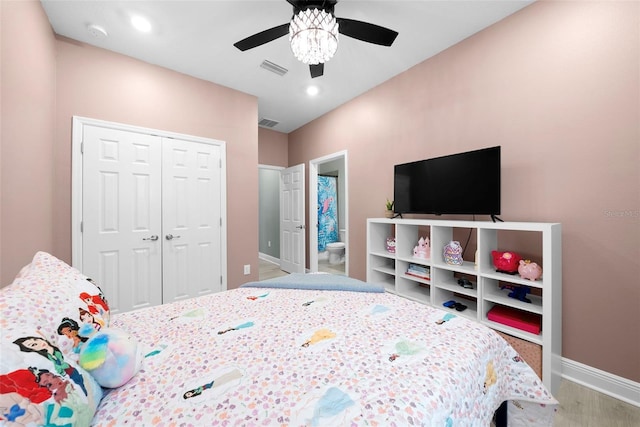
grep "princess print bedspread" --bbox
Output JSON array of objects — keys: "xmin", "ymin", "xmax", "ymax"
[{"xmin": 93, "ymin": 286, "xmax": 557, "ymax": 426}]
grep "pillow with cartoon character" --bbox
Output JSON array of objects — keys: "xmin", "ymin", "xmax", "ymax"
[
  {"xmin": 13, "ymin": 252, "xmax": 111, "ymax": 356},
  {"xmin": 0, "ymin": 307, "xmax": 102, "ymax": 425}
]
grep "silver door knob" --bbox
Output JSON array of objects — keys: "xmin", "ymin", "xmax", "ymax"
[
  {"xmin": 165, "ymin": 234, "xmax": 181, "ymax": 240},
  {"xmin": 143, "ymin": 235, "xmax": 159, "ymax": 241},
  {"xmin": 295, "ymin": 225, "xmax": 306, "ymax": 229}
]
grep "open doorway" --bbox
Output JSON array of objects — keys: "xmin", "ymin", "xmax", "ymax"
[
  {"xmin": 309, "ymin": 151, "xmax": 348, "ymax": 276},
  {"xmin": 258, "ymin": 165, "xmax": 283, "ymax": 279}
]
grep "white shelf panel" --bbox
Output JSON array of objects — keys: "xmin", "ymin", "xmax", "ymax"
[
  {"xmin": 398, "ymin": 286, "xmax": 430, "ymax": 305},
  {"xmin": 373, "ymin": 266, "xmax": 396, "ymax": 276},
  {"xmin": 400, "ymin": 273, "xmax": 431, "ymax": 285},
  {"xmin": 397, "ymin": 255, "xmax": 432, "ymax": 266},
  {"xmin": 370, "ymin": 250, "xmax": 396, "ymax": 259},
  {"xmin": 434, "ymin": 279, "xmax": 478, "ymax": 299},
  {"xmin": 431, "ymin": 260, "xmax": 478, "ymax": 275},
  {"xmin": 482, "ymin": 320, "xmax": 543, "ymax": 345},
  {"xmin": 483, "ymin": 288, "xmax": 543, "ymax": 315},
  {"xmin": 480, "ymin": 270, "xmax": 545, "ymax": 289}
]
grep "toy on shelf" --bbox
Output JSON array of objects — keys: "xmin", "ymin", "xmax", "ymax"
[
  {"xmin": 491, "ymin": 250, "xmax": 523, "ymax": 274},
  {"xmin": 386, "ymin": 237, "xmax": 396, "ymax": 253},
  {"xmin": 518, "ymin": 259, "xmax": 543, "ymax": 281},
  {"xmin": 443, "ymin": 241, "xmax": 464, "ymax": 266},
  {"xmin": 500, "ymin": 284, "xmax": 532, "ymax": 303},
  {"xmin": 413, "ymin": 236, "xmax": 430, "ymax": 259},
  {"xmin": 457, "ymin": 278, "xmax": 473, "ymax": 289}
]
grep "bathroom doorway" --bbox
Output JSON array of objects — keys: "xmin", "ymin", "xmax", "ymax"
[{"xmin": 309, "ymin": 151, "xmax": 348, "ymax": 275}]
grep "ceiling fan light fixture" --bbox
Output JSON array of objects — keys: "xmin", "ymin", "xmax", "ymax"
[{"xmin": 289, "ymin": 8, "xmax": 338, "ymax": 65}]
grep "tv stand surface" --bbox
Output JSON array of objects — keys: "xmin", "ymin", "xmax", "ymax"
[{"xmin": 366, "ymin": 217, "xmax": 562, "ymax": 395}]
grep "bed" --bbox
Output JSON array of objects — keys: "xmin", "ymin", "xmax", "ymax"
[{"xmin": 1, "ymin": 252, "xmax": 557, "ymax": 426}]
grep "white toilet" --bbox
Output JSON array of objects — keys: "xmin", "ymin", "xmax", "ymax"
[{"xmin": 326, "ymin": 229, "xmax": 346, "ymax": 265}]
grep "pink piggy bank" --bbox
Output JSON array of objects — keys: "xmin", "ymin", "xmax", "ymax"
[{"xmin": 518, "ymin": 259, "xmax": 542, "ymax": 281}]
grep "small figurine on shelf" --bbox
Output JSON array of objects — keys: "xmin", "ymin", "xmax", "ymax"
[
  {"xmin": 491, "ymin": 250, "xmax": 522, "ymax": 274},
  {"xmin": 500, "ymin": 284, "xmax": 532, "ymax": 303},
  {"xmin": 386, "ymin": 237, "xmax": 396, "ymax": 253},
  {"xmin": 443, "ymin": 241, "xmax": 464, "ymax": 266},
  {"xmin": 413, "ymin": 236, "xmax": 430, "ymax": 259},
  {"xmin": 518, "ymin": 259, "xmax": 543, "ymax": 281}
]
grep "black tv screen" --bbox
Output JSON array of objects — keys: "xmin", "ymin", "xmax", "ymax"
[{"xmin": 394, "ymin": 146, "xmax": 501, "ymax": 216}]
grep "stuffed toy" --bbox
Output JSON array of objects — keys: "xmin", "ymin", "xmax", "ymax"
[
  {"xmin": 413, "ymin": 236, "xmax": 430, "ymax": 259},
  {"xmin": 77, "ymin": 323, "xmax": 143, "ymax": 388}
]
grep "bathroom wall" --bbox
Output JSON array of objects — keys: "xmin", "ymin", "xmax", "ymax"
[{"xmin": 258, "ymin": 167, "xmax": 281, "ymax": 259}]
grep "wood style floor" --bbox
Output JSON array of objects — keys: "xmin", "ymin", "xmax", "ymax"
[{"xmin": 258, "ymin": 258, "xmax": 640, "ymax": 426}]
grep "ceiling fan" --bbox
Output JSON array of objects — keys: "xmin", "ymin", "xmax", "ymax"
[{"xmin": 233, "ymin": 0, "xmax": 398, "ymax": 78}]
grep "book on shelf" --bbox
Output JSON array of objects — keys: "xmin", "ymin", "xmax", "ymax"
[
  {"xmin": 405, "ymin": 271, "xmax": 430, "ymax": 281},
  {"xmin": 406, "ymin": 263, "xmax": 430, "ymax": 280}
]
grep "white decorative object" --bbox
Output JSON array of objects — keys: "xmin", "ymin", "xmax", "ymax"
[{"xmin": 289, "ymin": 8, "xmax": 339, "ymax": 65}]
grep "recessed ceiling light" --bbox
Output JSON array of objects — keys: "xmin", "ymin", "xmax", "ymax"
[
  {"xmin": 306, "ymin": 86, "xmax": 319, "ymax": 96},
  {"xmin": 131, "ymin": 15, "xmax": 152, "ymax": 33}
]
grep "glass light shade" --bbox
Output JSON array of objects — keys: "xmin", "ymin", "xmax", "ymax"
[{"xmin": 289, "ymin": 8, "xmax": 339, "ymax": 65}]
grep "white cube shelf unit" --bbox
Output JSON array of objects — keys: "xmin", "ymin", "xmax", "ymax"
[{"xmin": 366, "ymin": 218, "xmax": 562, "ymax": 394}]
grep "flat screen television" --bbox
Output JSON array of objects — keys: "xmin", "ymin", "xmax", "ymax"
[{"xmin": 393, "ymin": 146, "xmax": 501, "ymax": 216}]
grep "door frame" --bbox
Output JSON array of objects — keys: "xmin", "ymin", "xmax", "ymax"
[
  {"xmin": 71, "ymin": 116, "xmax": 227, "ymax": 287},
  {"xmin": 309, "ymin": 150, "xmax": 348, "ymax": 275}
]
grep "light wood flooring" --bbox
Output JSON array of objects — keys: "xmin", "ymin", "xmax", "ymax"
[{"xmin": 258, "ymin": 258, "xmax": 640, "ymax": 425}]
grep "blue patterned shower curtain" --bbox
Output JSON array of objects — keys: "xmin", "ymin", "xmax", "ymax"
[{"xmin": 318, "ymin": 176, "xmax": 338, "ymax": 252}]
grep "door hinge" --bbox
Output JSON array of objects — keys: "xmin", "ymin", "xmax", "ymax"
[
  {"xmin": 80, "ymin": 221, "xmax": 83, "ymax": 233},
  {"xmin": 219, "ymin": 159, "xmax": 222, "ymax": 168},
  {"xmin": 220, "ymin": 218, "xmax": 222, "ymax": 227},
  {"xmin": 220, "ymin": 276, "xmax": 223, "ymax": 285},
  {"xmin": 80, "ymin": 142, "xmax": 84, "ymax": 154}
]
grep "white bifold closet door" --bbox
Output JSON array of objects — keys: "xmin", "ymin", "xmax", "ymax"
[{"xmin": 82, "ymin": 125, "xmax": 223, "ymax": 313}]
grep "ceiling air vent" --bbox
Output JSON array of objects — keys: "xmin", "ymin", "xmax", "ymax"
[
  {"xmin": 258, "ymin": 117, "xmax": 279, "ymax": 128},
  {"xmin": 260, "ymin": 60, "xmax": 288, "ymax": 76}
]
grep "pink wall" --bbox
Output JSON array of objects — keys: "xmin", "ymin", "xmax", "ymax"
[
  {"xmin": 1, "ymin": 0, "xmax": 57, "ymax": 284},
  {"xmin": 53, "ymin": 38, "xmax": 259, "ymax": 289},
  {"xmin": 258, "ymin": 128, "xmax": 288, "ymax": 167},
  {"xmin": 289, "ymin": 1, "xmax": 639, "ymax": 382},
  {"xmin": 1, "ymin": 1, "xmax": 260, "ymax": 289}
]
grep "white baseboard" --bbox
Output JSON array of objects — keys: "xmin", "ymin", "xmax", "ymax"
[
  {"xmin": 258, "ymin": 252, "xmax": 280, "ymax": 265},
  {"xmin": 562, "ymin": 357, "xmax": 640, "ymax": 407},
  {"xmin": 258, "ymin": 253, "xmax": 310, "ymax": 273}
]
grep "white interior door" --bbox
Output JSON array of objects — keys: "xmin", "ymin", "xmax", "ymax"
[
  {"xmin": 280, "ymin": 164, "xmax": 305, "ymax": 273},
  {"xmin": 82, "ymin": 126, "xmax": 162, "ymax": 313},
  {"xmin": 162, "ymin": 138, "xmax": 223, "ymax": 303}
]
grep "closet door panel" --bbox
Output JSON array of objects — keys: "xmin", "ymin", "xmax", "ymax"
[
  {"xmin": 162, "ymin": 139, "xmax": 222, "ymax": 303},
  {"xmin": 82, "ymin": 126, "xmax": 163, "ymax": 313}
]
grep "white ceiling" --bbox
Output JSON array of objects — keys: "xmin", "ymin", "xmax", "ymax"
[{"xmin": 41, "ymin": 0, "xmax": 534, "ymax": 133}]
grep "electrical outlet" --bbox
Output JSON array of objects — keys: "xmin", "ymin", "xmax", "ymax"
[{"xmin": 243, "ymin": 264, "xmax": 250, "ymax": 275}]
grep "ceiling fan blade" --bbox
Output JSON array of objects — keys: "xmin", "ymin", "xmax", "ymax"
[
  {"xmin": 335, "ymin": 18, "xmax": 398, "ymax": 46},
  {"xmin": 233, "ymin": 23, "xmax": 290, "ymax": 51},
  {"xmin": 310, "ymin": 63, "xmax": 324, "ymax": 78},
  {"xmin": 285, "ymin": 0, "xmax": 304, "ymax": 9}
]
